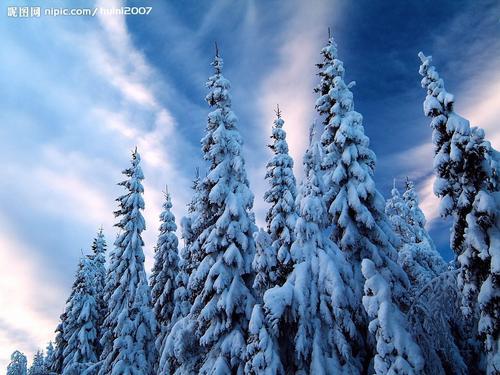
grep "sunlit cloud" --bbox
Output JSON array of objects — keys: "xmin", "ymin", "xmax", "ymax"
[{"xmin": 0, "ymin": 217, "xmax": 64, "ymax": 367}]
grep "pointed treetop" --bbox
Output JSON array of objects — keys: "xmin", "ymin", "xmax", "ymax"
[
  {"xmin": 131, "ymin": 146, "xmax": 141, "ymax": 163},
  {"xmin": 308, "ymin": 121, "xmax": 316, "ymax": 146},
  {"xmin": 195, "ymin": 166, "xmax": 200, "ymax": 180},
  {"xmin": 163, "ymin": 184, "xmax": 170, "ymax": 199},
  {"xmin": 328, "ymin": 27, "xmax": 331, "ymax": 40},
  {"xmin": 275, "ymin": 104, "xmax": 282, "ymax": 119},
  {"xmin": 417, "ymin": 51, "xmax": 430, "ymax": 64},
  {"xmin": 210, "ymin": 42, "xmax": 224, "ymax": 76},
  {"xmin": 405, "ymin": 176, "xmax": 411, "ymax": 188}
]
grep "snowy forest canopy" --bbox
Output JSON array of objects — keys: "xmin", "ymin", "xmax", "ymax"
[{"xmin": 6, "ymin": 36, "xmax": 499, "ymax": 375}]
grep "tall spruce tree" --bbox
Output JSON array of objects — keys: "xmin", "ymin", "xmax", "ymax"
[
  {"xmin": 98, "ymin": 149, "xmax": 157, "ymax": 375},
  {"xmin": 264, "ymin": 131, "xmax": 361, "ymax": 374},
  {"xmin": 7, "ymin": 351, "xmax": 28, "ymax": 375},
  {"xmin": 316, "ymin": 36, "xmax": 417, "ymax": 370},
  {"xmin": 419, "ymin": 53, "xmax": 499, "ymax": 372},
  {"xmin": 183, "ymin": 47, "xmax": 257, "ymax": 374},
  {"xmin": 262, "ymin": 107, "xmax": 297, "ymax": 286},
  {"xmin": 149, "ymin": 188, "xmax": 179, "ymax": 358},
  {"xmin": 315, "ymin": 31, "xmax": 343, "ymax": 212},
  {"xmin": 61, "ymin": 256, "xmax": 100, "ymax": 374}
]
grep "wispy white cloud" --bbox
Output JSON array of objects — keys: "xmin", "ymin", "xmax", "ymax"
[
  {"xmin": 0, "ymin": 217, "xmax": 65, "ymax": 367},
  {"xmin": 257, "ymin": 0, "xmax": 339, "ymax": 177},
  {"xmin": 248, "ymin": 0, "xmax": 341, "ymax": 226},
  {"xmin": 0, "ymin": 0, "xmax": 195, "ymax": 367}
]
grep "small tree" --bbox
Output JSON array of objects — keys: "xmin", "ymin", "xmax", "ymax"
[
  {"xmin": 28, "ymin": 351, "xmax": 45, "ymax": 375},
  {"xmin": 89, "ymin": 228, "xmax": 106, "ymax": 360},
  {"xmin": 385, "ymin": 182, "xmax": 413, "ymax": 246},
  {"xmin": 159, "ymin": 174, "xmax": 202, "ymax": 375},
  {"xmin": 44, "ymin": 342, "xmax": 55, "ymax": 373},
  {"xmin": 98, "ymin": 149, "xmax": 157, "ymax": 375},
  {"xmin": 7, "ymin": 351, "xmax": 28, "ymax": 375},
  {"xmin": 61, "ymin": 256, "xmax": 100, "ymax": 374},
  {"xmin": 385, "ymin": 180, "xmax": 447, "ymax": 289},
  {"xmin": 150, "ymin": 188, "xmax": 179, "ymax": 358},
  {"xmin": 51, "ymin": 312, "xmax": 69, "ymax": 372}
]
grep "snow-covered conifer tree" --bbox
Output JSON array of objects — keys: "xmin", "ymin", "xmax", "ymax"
[
  {"xmin": 244, "ymin": 304, "xmax": 283, "ymax": 375},
  {"xmin": 315, "ymin": 32, "xmax": 343, "ymax": 211},
  {"xmin": 173, "ymin": 220, "xmax": 194, "ymax": 322},
  {"xmin": 159, "ymin": 173, "xmax": 203, "ymax": 375},
  {"xmin": 90, "ymin": 228, "xmax": 106, "ymax": 283},
  {"xmin": 51, "ymin": 231, "xmax": 106, "ymax": 375},
  {"xmin": 183, "ymin": 47, "xmax": 257, "ymax": 374},
  {"xmin": 61, "ymin": 256, "xmax": 100, "ymax": 374},
  {"xmin": 44, "ymin": 342, "xmax": 55, "ymax": 374},
  {"xmin": 7, "ymin": 351, "xmax": 28, "ymax": 375},
  {"xmin": 252, "ymin": 228, "xmax": 275, "ymax": 299},
  {"xmin": 98, "ymin": 149, "xmax": 157, "ymax": 375},
  {"xmin": 385, "ymin": 182, "xmax": 413, "ymax": 246},
  {"xmin": 260, "ymin": 107, "xmax": 297, "ymax": 286},
  {"xmin": 89, "ymin": 228, "xmax": 106, "ymax": 359},
  {"xmin": 419, "ymin": 53, "xmax": 499, "ymax": 371},
  {"xmin": 362, "ymin": 259, "xmax": 424, "ymax": 374},
  {"xmin": 183, "ymin": 168, "xmax": 207, "ymax": 305},
  {"xmin": 149, "ymin": 187, "xmax": 179, "ymax": 358},
  {"xmin": 385, "ymin": 180, "xmax": 447, "ymax": 288},
  {"xmin": 28, "ymin": 351, "xmax": 45, "ymax": 375},
  {"xmin": 316, "ymin": 36, "xmax": 412, "ymax": 369},
  {"xmin": 402, "ymin": 179, "xmax": 435, "ymax": 246},
  {"xmin": 264, "ymin": 131, "xmax": 361, "ymax": 374},
  {"xmin": 51, "ymin": 311, "xmax": 69, "ymax": 372},
  {"xmin": 386, "ymin": 180, "xmax": 471, "ymax": 373}
]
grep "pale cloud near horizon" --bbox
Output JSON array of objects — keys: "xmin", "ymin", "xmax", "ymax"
[{"xmin": 0, "ymin": 217, "xmax": 65, "ymax": 368}]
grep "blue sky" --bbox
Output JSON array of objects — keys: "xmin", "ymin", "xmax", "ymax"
[{"xmin": 0, "ymin": 0, "xmax": 498, "ymax": 367}]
